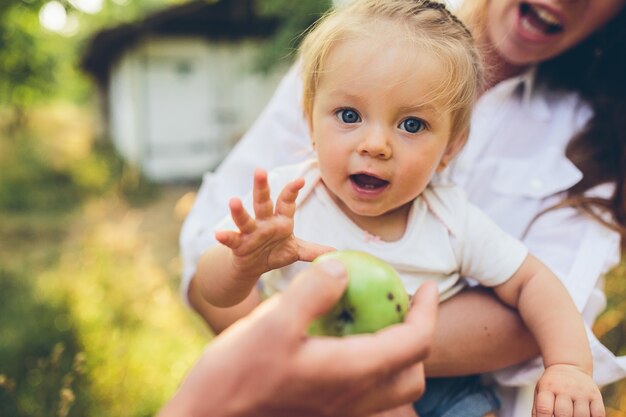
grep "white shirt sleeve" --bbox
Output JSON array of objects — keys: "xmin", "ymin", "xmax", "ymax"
[
  {"xmin": 179, "ymin": 65, "xmax": 313, "ymax": 304},
  {"xmin": 459, "ymin": 202, "xmax": 529, "ymax": 287},
  {"xmin": 423, "ymin": 186, "xmax": 528, "ymax": 289}
]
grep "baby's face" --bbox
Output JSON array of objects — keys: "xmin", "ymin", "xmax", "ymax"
[{"xmin": 308, "ymin": 32, "xmax": 459, "ymax": 226}]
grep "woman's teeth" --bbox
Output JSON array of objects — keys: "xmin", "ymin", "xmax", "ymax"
[
  {"xmin": 520, "ymin": 3, "xmax": 563, "ymax": 35},
  {"xmin": 533, "ymin": 5, "xmax": 560, "ymax": 26}
]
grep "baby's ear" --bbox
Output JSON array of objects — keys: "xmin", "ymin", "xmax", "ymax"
[{"xmin": 438, "ymin": 129, "xmax": 468, "ymax": 172}]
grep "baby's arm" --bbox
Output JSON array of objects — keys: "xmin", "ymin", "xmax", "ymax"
[
  {"xmin": 493, "ymin": 255, "xmax": 604, "ymax": 417},
  {"xmin": 195, "ymin": 168, "xmax": 333, "ymax": 308}
]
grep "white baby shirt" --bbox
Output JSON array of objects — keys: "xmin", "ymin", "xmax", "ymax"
[{"xmin": 215, "ymin": 160, "xmax": 529, "ymax": 300}]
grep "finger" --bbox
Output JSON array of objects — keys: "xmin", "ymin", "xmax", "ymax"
[
  {"xmin": 215, "ymin": 230, "xmax": 241, "ymax": 249},
  {"xmin": 404, "ymin": 280, "xmax": 439, "ymax": 330},
  {"xmin": 253, "ymin": 168, "xmax": 273, "ymax": 219},
  {"xmin": 229, "ymin": 198, "xmax": 256, "ymax": 234},
  {"xmin": 589, "ymin": 398, "xmax": 605, "ymax": 417},
  {"xmin": 554, "ymin": 394, "xmax": 573, "ymax": 417},
  {"xmin": 274, "ymin": 177, "xmax": 305, "ymax": 218},
  {"xmin": 296, "ymin": 239, "xmax": 336, "ymax": 262},
  {"xmin": 306, "ymin": 281, "xmax": 438, "ymax": 377},
  {"xmin": 275, "ymin": 259, "xmax": 348, "ymax": 330},
  {"xmin": 533, "ymin": 390, "xmax": 555, "ymax": 417},
  {"xmin": 353, "ymin": 362, "xmax": 425, "ymax": 415},
  {"xmin": 573, "ymin": 400, "xmax": 590, "ymax": 417}
]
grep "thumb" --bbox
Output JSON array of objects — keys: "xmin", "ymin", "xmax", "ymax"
[
  {"xmin": 404, "ymin": 280, "xmax": 439, "ymax": 342},
  {"xmin": 278, "ymin": 259, "xmax": 348, "ymax": 330},
  {"xmin": 296, "ymin": 238, "xmax": 336, "ymax": 262}
]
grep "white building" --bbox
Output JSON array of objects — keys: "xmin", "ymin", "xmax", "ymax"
[{"xmin": 82, "ymin": 0, "xmax": 289, "ymax": 181}]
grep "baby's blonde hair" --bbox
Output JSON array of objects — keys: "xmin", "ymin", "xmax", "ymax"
[{"xmin": 299, "ymin": 0, "xmax": 483, "ymax": 142}]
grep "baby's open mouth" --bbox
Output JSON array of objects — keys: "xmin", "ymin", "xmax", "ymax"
[
  {"xmin": 350, "ymin": 174, "xmax": 389, "ymax": 190},
  {"xmin": 520, "ymin": 2, "xmax": 563, "ymax": 35}
]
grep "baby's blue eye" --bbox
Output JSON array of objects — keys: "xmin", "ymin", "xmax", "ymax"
[
  {"xmin": 400, "ymin": 118, "xmax": 425, "ymax": 134},
  {"xmin": 337, "ymin": 109, "xmax": 361, "ymax": 124}
]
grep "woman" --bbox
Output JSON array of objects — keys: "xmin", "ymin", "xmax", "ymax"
[{"xmin": 180, "ymin": 1, "xmax": 626, "ymax": 415}]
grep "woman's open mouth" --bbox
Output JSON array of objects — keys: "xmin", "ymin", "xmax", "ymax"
[
  {"xmin": 350, "ymin": 173, "xmax": 389, "ymax": 195},
  {"xmin": 519, "ymin": 2, "xmax": 563, "ymax": 36}
]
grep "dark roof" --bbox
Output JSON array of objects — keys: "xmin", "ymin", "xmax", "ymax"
[{"xmin": 81, "ymin": 0, "xmax": 280, "ymax": 85}]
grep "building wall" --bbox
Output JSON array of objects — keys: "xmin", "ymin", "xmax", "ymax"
[{"xmin": 108, "ymin": 36, "xmax": 288, "ymax": 181}]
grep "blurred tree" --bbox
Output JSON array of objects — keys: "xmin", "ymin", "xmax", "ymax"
[
  {"xmin": 0, "ymin": 0, "xmax": 184, "ymax": 129},
  {"xmin": 0, "ymin": 0, "xmax": 52, "ymax": 127},
  {"xmin": 254, "ymin": 0, "xmax": 332, "ymax": 72},
  {"xmin": 0, "ymin": 0, "xmax": 331, "ymax": 121}
]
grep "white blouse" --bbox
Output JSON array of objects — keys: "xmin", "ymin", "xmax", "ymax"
[{"xmin": 179, "ymin": 65, "xmax": 626, "ymax": 415}]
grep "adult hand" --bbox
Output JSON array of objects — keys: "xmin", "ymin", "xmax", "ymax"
[{"xmin": 158, "ymin": 259, "xmax": 439, "ymax": 417}]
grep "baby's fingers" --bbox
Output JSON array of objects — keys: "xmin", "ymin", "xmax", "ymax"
[
  {"xmin": 533, "ymin": 390, "xmax": 555, "ymax": 417},
  {"xmin": 229, "ymin": 198, "xmax": 256, "ymax": 234},
  {"xmin": 554, "ymin": 394, "xmax": 573, "ymax": 417},
  {"xmin": 215, "ymin": 230, "xmax": 241, "ymax": 249},
  {"xmin": 589, "ymin": 397, "xmax": 605, "ymax": 417},
  {"xmin": 573, "ymin": 400, "xmax": 591, "ymax": 417},
  {"xmin": 253, "ymin": 168, "xmax": 273, "ymax": 219},
  {"xmin": 275, "ymin": 177, "xmax": 305, "ymax": 218}
]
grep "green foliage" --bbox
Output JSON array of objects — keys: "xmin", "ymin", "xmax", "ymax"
[
  {"xmin": 0, "ymin": 104, "xmax": 206, "ymax": 417},
  {"xmin": 0, "ymin": 104, "xmax": 160, "ymax": 212},
  {"xmin": 0, "ymin": 132, "xmax": 84, "ymax": 212},
  {"xmin": 0, "ymin": 0, "xmax": 183, "ymax": 121},
  {"xmin": 0, "ymin": 0, "xmax": 330, "ymax": 114},
  {"xmin": 0, "ymin": 0, "xmax": 96, "ymax": 112},
  {"xmin": 0, "ymin": 267, "xmax": 88, "ymax": 417},
  {"xmin": 253, "ymin": 0, "xmax": 333, "ymax": 72},
  {"xmin": 0, "ymin": 191, "xmax": 88, "ymax": 417}
]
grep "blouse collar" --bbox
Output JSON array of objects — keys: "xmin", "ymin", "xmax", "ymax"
[{"xmin": 489, "ymin": 67, "xmax": 552, "ymax": 121}]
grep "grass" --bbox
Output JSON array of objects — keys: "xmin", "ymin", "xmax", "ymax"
[
  {"xmin": 595, "ymin": 260, "xmax": 626, "ymax": 416},
  {"xmin": 0, "ymin": 103, "xmax": 207, "ymax": 416}
]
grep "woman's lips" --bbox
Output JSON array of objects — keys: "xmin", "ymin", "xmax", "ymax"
[
  {"xmin": 349, "ymin": 173, "xmax": 389, "ymax": 196},
  {"xmin": 518, "ymin": 2, "xmax": 564, "ymax": 41}
]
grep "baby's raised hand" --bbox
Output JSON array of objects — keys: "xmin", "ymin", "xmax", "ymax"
[
  {"xmin": 215, "ymin": 168, "xmax": 333, "ymax": 280},
  {"xmin": 533, "ymin": 364, "xmax": 605, "ymax": 417}
]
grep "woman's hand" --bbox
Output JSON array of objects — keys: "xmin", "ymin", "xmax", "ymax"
[{"xmin": 159, "ymin": 260, "xmax": 439, "ymax": 417}]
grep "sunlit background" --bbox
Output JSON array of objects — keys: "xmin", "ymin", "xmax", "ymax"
[{"xmin": 0, "ymin": 0, "xmax": 624, "ymax": 416}]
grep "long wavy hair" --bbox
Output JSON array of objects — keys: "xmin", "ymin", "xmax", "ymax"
[{"xmin": 536, "ymin": 7, "xmax": 626, "ymax": 244}]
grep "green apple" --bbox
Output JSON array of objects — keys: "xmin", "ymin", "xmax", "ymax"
[{"xmin": 308, "ymin": 250, "xmax": 409, "ymax": 336}]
